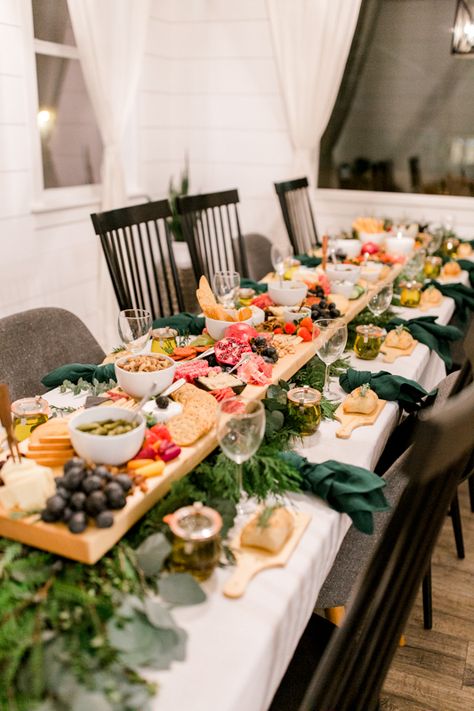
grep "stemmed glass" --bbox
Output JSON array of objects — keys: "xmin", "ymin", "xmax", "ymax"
[
  {"xmin": 427, "ymin": 229, "xmax": 443, "ymax": 255},
  {"xmin": 271, "ymin": 244, "xmax": 293, "ymax": 286},
  {"xmin": 118, "ymin": 309, "xmax": 152, "ymax": 353},
  {"xmin": 312, "ymin": 319, "xmax": 348, "ymax": 399},
  {"xmin": 213, "ymin": 270, "xmax": 240, "ymax": 308},
  {"xmin": 216, "ymin": 397, "xmax": 265, "ymax": 516},
  {"xmin": 367, "ymin": 284, "xmax": 393, "ymax": 317}
]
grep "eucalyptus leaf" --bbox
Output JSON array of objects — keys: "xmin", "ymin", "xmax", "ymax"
[
  {"xmin": 265, "ymin": 409, "xmax": 285, "ymax": 436},
  {"xmin": 71, "ymin": 690, "xmax": 114, "ymax": 711},
  {"xmin": 134, "ymin": 533, "xmax": 171, "ymax": 577},
  {"xmin": 159, "ymin": 573, "xmax": 206, "ymax": 606},
  {"xmin": 143, "ymin": 597, "xmax": 178, "ymax": 628}
]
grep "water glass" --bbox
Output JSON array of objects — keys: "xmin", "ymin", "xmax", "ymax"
[
  {"xmin": 312, "ymin": 319, "xmax": 348, "ymax": 398},
  {"xmin": 213, "ymin": 270, "xmax": 240, "ymax": 307},
  {"xmin": 271, "ymin": 244, "xmax": 293, "ymax": 284},
  {"xmin": 367, "ymin": 284, "xmax": 393, "ymax": 317},
  {"xmin": 118, "ymin": 309, "xmax": 152, "ymax": 353},
  {"xmin": 216, "ymin": 398, "xmax": 265, "ymax": 515}
]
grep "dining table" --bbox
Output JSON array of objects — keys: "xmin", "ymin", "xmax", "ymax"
[
  {"xmin": 150, "ymin": 288, "xmax": 466, "ymax": 711},
  {"xmin": 32, "ymin": 269, "xmax": 471, "ymax": 711}
]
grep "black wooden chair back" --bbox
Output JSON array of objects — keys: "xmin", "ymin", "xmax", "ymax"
[
  {"xmin": 90, "ymin": 200, "xmax": 185, "ymax": 319},
  {"xmin": 176, "ymin": 189, "xmax": 249, "ymax": 284},
  {"xmin": 300, "ymin": 382, "xmax": 474, "ymax": 711},
  {"xmin": 274, "ymin": 177, "xmax": 319, "ymax": 253}
]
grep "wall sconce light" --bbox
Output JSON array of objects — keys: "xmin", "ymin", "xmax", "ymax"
[{"xmin": 452, "ymin": 0, "xmax": 474, "ymax": 55}]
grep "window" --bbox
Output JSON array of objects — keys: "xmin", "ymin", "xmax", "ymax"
[
  {"xmin": 32, "ymin": 0, "xmax": 102, "ymax": 189},
  {"xmin": 319, "ymin": 0, "xmax": 474, "ymax": 197}
]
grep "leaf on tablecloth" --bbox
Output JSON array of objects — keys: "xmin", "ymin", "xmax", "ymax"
[
  {"xmin": 159, "ymin": 573, "xmax": 206, "ymax": 606},
  {"xmin": 134, "ymin": 532, "xmax": 171, "ymax": 577}
]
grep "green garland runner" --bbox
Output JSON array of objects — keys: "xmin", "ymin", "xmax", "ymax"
[{"xmin": 0, "ymin": 356, "xmax": 350, "ymax": 710}]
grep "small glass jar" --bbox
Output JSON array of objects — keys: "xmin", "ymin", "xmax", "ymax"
[
  {"xmin": 354, "ymin": 324, "xmax": 387, "ymax": 360},
  {"xmin": 11, "ymin": 397, "xmax": 50, "ymax": 442},
  {"xmin": 287, "ymin": 386, "xmax": 321, "ymax": 436},
  {"xmin": 151, "ymin": 327, "xmax": 178, "ymax": 355},
  {"xmin": 399, "ymin": 280, "xmax": 422, "ymax": 308},
  {"xmin": 441, "ymin": 237, "xmax": 460, "ymax": 259},
  {"xmin": 164, "ymin": 502, "xmax": 222, "ymax": 581},
  {"xmin": 423, "ymin": 256, "xmax": 442, "ymax": 280}
]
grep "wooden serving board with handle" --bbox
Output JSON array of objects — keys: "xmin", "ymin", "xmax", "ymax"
[
  {"xmin": 380, "ymin": 340, "xmax": 417, "ymax": 363},
  {"xmin": 223, "ymin": 511, "xmax": 311, "ymax": 598},
  {"xmin": 334, "ymin": 399, "xmax": 386, "ymax": 439}
]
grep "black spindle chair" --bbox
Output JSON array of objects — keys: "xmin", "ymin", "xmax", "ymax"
[
  {"xmin": 90, "ymin": 200, "xmax": 185, "ymax": 320},
  {"xmin": 176, "ymin": 189, "xmax": 249, "ymax": 284},
  {"xmin": 270, "ymin": 381, "xmax": 474, "ymax": 711},
  {"xmin": 274, "ymin": 177, "xmax": 319, "ymax": 254}
]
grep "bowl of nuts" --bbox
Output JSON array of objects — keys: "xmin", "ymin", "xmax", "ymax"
[{"xmin": 114, "ymin": 353, "xmax": 176, "ymax": 398}]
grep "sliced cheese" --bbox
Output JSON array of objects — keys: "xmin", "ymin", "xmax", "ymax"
[{"xmin": 0, "ymin": 471, "xmax": 55, "ymax": 512}]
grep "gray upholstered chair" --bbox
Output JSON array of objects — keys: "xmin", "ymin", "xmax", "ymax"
[
  {"xmin": 0, "ymin": 308, "xmax": 105, "ymax": 401},
  {"xmin": 242, "ymin": 233, "xmax": 273, "ymax": 281}
]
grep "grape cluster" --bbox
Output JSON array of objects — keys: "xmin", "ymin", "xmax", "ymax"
[
  {"xmin": 311, "ymin": 299, "xmax": 341, "ymax": 321},
  {"xmin": 250, "ymin": 336, "xmax": 278, "ymax": 364},
  {"xmin": 40, "ymin": 457, "xmax": 133, "ymax": 534}
]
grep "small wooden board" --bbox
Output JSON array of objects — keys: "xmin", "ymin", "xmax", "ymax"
[
  {"xmin": 334, "ymin": 399, "xmax": 386, "ymax": 439},
  {"xmin": 380, "ymin": 340, "xmax": 418, "ymax": 363},
  {"xmin": 223, "ymin": 511, "xmax": 311, "ymax": 598}
]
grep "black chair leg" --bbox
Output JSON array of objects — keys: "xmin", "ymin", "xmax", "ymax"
[
  {"xmin": 469, "ymin": 476, "xmax": 474, "ymax": 513},
  {"xmin": 422, "ymin": 564, "xmax": 432, "ymax": 630},
  {"xmin": 449, "ymin": 490, "xmax": 465, "ymax": 559}
]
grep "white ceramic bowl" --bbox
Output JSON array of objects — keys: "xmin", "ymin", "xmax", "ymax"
[
  {"xmin": 330, "ymin": 281, "xmax": 355, "ymax": 298},
  {"xmin": 385, "ymin": 236, "xmax": 415, "ymax": 256},
  {"xmin": 335, "ymin": 239, "xmax": 362, "ymax": 259},
  {"xmin": 68, "ymin": 406, "xmax": 145, "ymax": 466},
  {"xmin": 115, "ymin": 353, "xmax": 176, "ymax": 398},
  {"xmin": 267, "ymin": 280, "xmax": 308, "ymax": 306},
  {"xmin": 360, "ymin": 261, "xmax": 384, "ymax": 283},
  {"xmin": 205, "ymin": 312, "xmax": 254, "ymax": 341},
  {"xmin": 358, "ymin": 231, "xmax": 387, "ymax": 246},
  {"xmin": 325, "ymin": 263, "xmax": 361, "ymax": 284},
  {"xmin": 282, "ymin": 306, "xmax": 311, "ymax": 323},
  {"xmin": 249, "ymin": 305, "xmax": 265, "ymax": 326}
]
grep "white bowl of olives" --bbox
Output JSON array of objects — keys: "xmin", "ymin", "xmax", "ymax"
[{"xmin": 68, "ymin": 406, "xmax": 145, "ymax": 466}]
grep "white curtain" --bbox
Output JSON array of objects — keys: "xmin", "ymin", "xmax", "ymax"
[
  {"xmin": 67, "ymin": 0, "xmax": 151, "ymax": 350},
  {"xmin": 267, "ymin": 0, "xmax": 361, "ymax": 182}
]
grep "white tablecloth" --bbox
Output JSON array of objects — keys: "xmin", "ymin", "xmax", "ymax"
[{"xmin": 149, "ymin": 290, "xmax": 463, "ymax": 711}]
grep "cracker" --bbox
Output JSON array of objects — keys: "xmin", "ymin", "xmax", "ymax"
[{"xmin": 167, "ymin": 415, "xmax": 207, "ymax": 446}]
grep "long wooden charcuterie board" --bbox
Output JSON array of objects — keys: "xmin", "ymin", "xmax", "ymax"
[{"xmin": 0, "ymin": 263, "xmax": 404, "ymax": 563}]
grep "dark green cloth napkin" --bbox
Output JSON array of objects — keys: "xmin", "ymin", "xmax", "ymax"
[
  {"xmin": 281, "ymin": 451, "xmax": 389, "ymax": 534},
  {"xmin": 152, "ymin": 312, "xmax": 204, "ymax": 335},
  {"xmin": 295, "ymin": 254, "xmax": 322, "ymax": 268},
  {"xmin": 428, "ymin": 280, "xmax": 474, "ymax": 323},
  {"xmin": 387, "ymin": 316, "xmax": 462, "ymax": 369},
  {"xmin": 42, "ymin": 363, "xmax": 116, "ymax": 388},
  {"xmin": 340, "ymin": 368, "xmax": 437, "ymax": 413},
  {"xmin": 240, "ymin": 278, "xmax": 268, "ymax": 294},
  {"xmin": 457, "ymin": 259, "xmax": 474, "ymax": 288}
]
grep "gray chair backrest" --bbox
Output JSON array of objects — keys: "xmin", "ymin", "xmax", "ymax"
[
  {"xmin": 0, "ymin": 308, "xmax": 105, "ymax": 401},
  {"xmin": 242, "ymin": 233, "xmax": 273, "ymax": 281}
]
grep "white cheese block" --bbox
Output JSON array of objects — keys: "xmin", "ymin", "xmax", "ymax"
[
  {"xmin": 1, "ymin": 457, "xmax": 53, "ymax": 485},
  {"xmin": 0, "ymin": 469, "xmax": 55, "ymax": 512}
]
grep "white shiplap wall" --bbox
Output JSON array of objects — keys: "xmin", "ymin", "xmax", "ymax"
[{"xmin": 0, "ymin": 1, "xmax": 101, "ymax": 342}]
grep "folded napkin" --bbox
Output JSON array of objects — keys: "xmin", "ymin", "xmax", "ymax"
[
  {"xmin": 152, "ymin": 312, "xmax": 204, "ymax": 335},
  {"xmin": 428, "ymin": 280, "xmax": 474, "ymax": 323},
  {"xmin": 387, "ymin": 316, "xmax": 462, "ymax": 369},
  {"xmin": 295, "ymin": 254, "xmax": 322, "ymax": 268},
  {"xmin": 42, "ymin": 363, "xmax": 116, "ymax": 388},
  {"xmin": 281, "ymin": 451, "xmax": 389, "ymax": 534},
  {"xmin": 457, "ymin": 259, "xmax": 474, "ymax": 288},
  {"xmin": 240, "ymin": 278, "xmax": 268, "ymax": 294},
  {"xmin": 340, "ymin": 368, "xmax": 437, "ymax": 413}
]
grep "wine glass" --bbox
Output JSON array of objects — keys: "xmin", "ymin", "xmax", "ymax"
[
  {"xmin": 213, "ymin": 270, "xmax": 240, "ymax": 308},
  {"xmin": 427, "ymin": 229, "xmax": 443, "ymax": 255},
  {"xmin": 312, "ymin": 319, "xmax": 348, "ymax": 399},
  {"xmin": 271, "ymin": 243, "xmax": 293, "ymax": 285},
  {"xmin": 216, "ymin": 397, "xmax": 265, "ymax": 516},
  {"xmin": 368, "ymin": 284, "xmax": 393, "ymax": 317},
  {"xmin": 118, "ymin": 309, "xmax": 152, "ymax": 353}
]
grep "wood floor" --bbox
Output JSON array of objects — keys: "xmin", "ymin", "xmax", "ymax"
[{"xmin": 380, "ymin": 480, "xmax": 474, "ymax": 710}]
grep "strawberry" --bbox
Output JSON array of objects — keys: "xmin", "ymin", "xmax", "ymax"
[
  {"xmin": 299, "ymin": 317, "xmax": 313, "ymax": 331},
  {"xmin": 297, "ymin": 326, "xmax": 312, "ymax": 342},
  {"xmin": 284, "ymin": 322, "xmax": 297, "ymax": 335},
  {"xmin": 273, "ymin": 327, "xmax": 283, "ymax": 334}
]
